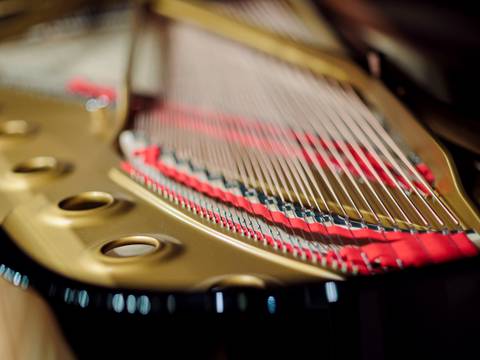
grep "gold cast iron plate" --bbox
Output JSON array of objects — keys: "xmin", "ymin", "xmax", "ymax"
[
  {"xmin": 0, "ymin": 1, "xmax": 478, "ymax": 290},
  {"xmin": 0, "ymin": 88, "xmax": 341, "ymax": 291}
]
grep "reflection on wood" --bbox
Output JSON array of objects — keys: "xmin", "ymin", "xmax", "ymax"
[{"xmin": 0, "ymin": 279, "xmax": 74, "ymax": 360}]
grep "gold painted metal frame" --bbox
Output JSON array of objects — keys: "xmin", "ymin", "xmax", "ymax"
[{"xmin": 0, "ymin": 0, "xmax": 478, "ymax": 291}]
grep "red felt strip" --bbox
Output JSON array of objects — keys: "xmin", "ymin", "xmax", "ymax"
[
  {"xmin": 149, "ymin": 106, "xmax": 435, "ymax": 193},
  {"xmin": 122, "ymin": 161, "xmax": 478, "ymax": 275},
  {"xmin": 132, "ymin": 146, "xmax": 443, "ymax": 243},
  {"xmin": 66, "ymin": 77, "xmax": 116, "ymax": 101}
]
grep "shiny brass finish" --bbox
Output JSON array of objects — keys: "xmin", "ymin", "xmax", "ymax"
[
  {"xmin": 99, "ymin": 234, "xmax": 182, "ymax": 262},
  {"xmin": 109, "ymin": 5, "xmax": 140, "ymax": 145},
  {"xmin": 202, "ymin": 274, "xmax": 275, "ymax": 291},
  {"xmin": 58, "ymin": 191, "xmax": 115, "ymax": 212},
  {"xmin": 0, "ymin": 156, "xmax": 69, "ymax": 192},
  {"xmin": 101, "ymin": 235, "xmax": 164, "ymax": 257},
  {"xmin": 0, "ymin": 88, "xmax": 341, "ymax": 290},
  {"xmin": 103, "ymin": 242, "xmax": 158, "ymax": 257},
  {"xmin": 12, "ymin": 156, "xmax": 59, "ymax": 174}
]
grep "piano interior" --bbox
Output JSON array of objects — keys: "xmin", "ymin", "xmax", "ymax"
[{"xmin": 0, "ymin": 1, "xmax": 479, "ymax": 359}]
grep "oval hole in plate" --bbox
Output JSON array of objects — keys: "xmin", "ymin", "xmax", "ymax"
[
  {"xmin": 210, "ymin": 275, "xmax": 267, "ymax": 290},
  {"xmin": 102, "ymin": 235, "xmax": 161, "ymax": 258},
  {"xmin": 58, "ymin": 191, "xmax": 114, "ymax": 211},
  {"xmin": 0, "ymin": 120, "xmax": 35, "ymax": 136},
  {"xmin": 13, "ymin": 156, "xmax": 59, "ymax": 174}
]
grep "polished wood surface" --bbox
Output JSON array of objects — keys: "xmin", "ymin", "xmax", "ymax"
[{"xmin": 0, "ymin": 278, "xmax": 74, "ymax": 360}]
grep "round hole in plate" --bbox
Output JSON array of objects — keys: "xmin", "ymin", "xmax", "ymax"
[
  {"xmin": 58, "ymin": 191, "xmax": 115, "ymax": 212},
  {"xmin": 101, "ymin": 235, "xmax": 161, "ymax": 258},
  {"xmin": 0, "ymin": 120, "xmax": 34, "ymax": 136},
  {"xmin": 13, "ymin": 156, "xmax": 59, "ymax": 174},
  {"xmin": 210, "ymin": 275, "xmax": 268, "ymax": 290}
]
